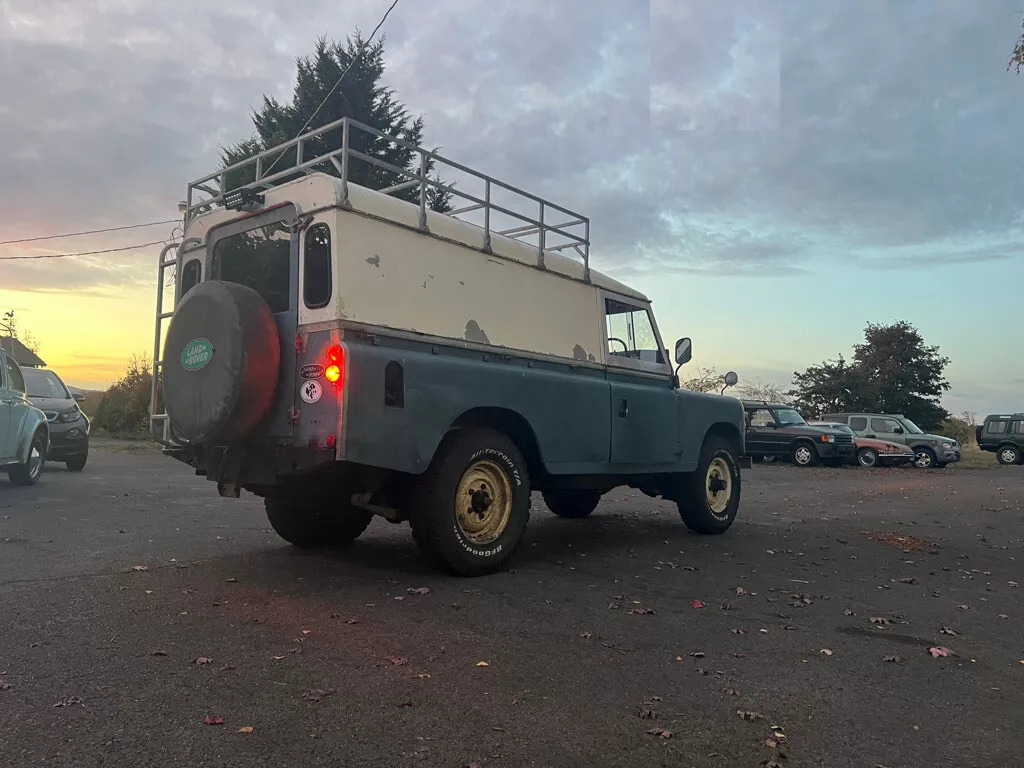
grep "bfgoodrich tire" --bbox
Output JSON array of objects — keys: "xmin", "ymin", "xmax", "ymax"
[
  {"xmin": 542, "ymin": 489, "xmax": 601, "ymax": 518},
  {"xmin": 410, "ymin": 427, "xmax": 531, "ymax": 576},
  {"xmin": 676, "ymin": 436, "xmax": 741, "ymax": 535},
  {"xmin": 265, "ymin": 494, "xmax": 373, "ymax": 548}
]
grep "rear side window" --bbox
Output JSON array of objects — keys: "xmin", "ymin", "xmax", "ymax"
[
  {"xmin": 1012, "ymin": 421, "xmax": 1024, "ymax": 434},
  {"xmin": 212, "ymin": 221, "xmax": 291, "ymax": 313},
  {"xmin": 747, "ymin": 408, "xmax": 775, "ymax": 427},
  {"xmin": 871, "ymin": 417, "xmax": 900, "ymax": 432},
  {"xmin": 181, "ymin": 260, "xmax": 201, "ymax": 297},
  {"xmin": 987, "ymin": 420, "xmax": 1008, "ymax": 434},
  {"xmin": 4, "ymin": 355, "xmax": 26, "ymax": 393},
  {"xmin": 849, "ymin": 416, "xmax": 868, "ymax": 431},
  {"xmin": 303, "ymin": 223, "xmax": 332, "ymax": 309}
]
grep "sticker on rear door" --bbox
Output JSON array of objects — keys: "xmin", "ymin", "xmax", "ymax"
[
  {"xmin": 181, "ymin": 338, "xmax": 213, "ymax": 371},
  {"xmin": 300, "ymin": 380, "xmax": 322, "ymax": 404},
  {"xmin": 300, "ymin": 364, "xmax": 324, "ymax": 380}
]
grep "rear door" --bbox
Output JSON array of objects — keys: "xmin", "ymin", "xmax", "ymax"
[
  {"xmin": 0, "ymin": 352, "xmax": 12, "ymax": 461},
  {"xmin": 745, "ymin": 408, "xmax": 777, "ymax": 455},
  {"xmin": 209, "ymin": 206, "xmax": 299, "ymax": 440},
  {"xmin": 868, "ymin": 416, "xmax": 904, "ymax": 444}
]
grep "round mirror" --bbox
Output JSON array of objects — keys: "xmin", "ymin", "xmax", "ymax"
[{"xmin": 724, "ymin": 371, "xmax": 738, "ymax": 387}]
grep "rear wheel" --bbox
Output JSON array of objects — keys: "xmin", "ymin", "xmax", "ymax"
[
  {"xmin": 676, "ymin": 436, "xmax": 741, "ymax": 534},
  {"xmin": 791, "ymin": 442, "xmax": 819, "ymax": 467},
  {"xmin": 542, "ymin": 489, "xmax": 601, "ymax": 518},
  {"xmin": 9, "ymin": 429, "xmax": 47, "ymax": 486},
  {"xmin": 997, "ymin": 445, "xmax": 1021, "ymax": 465},
  {"xmin": 265, "ymin": 493, "xmax": 373, "ymax": 548},
  {"xmin": 410, "ymin": 427, "xmax": 531, "ymax": 576},
  {"xmin": 857, "ymin": 447, "xmax": 878, "ymax": 468}
]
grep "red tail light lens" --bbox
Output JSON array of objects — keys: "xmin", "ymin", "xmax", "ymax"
[{"xmin": 325, "ymin": 344, "xmax": 344, "ymax": 386}]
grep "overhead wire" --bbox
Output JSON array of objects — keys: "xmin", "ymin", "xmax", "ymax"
[
  {"xmin": 0, "ymin": 220, "xmax": 179, "ymax": 246},
  {"xmin": 260, "ymin": 0, "xmax": 401, "ymax": 179},
  {"xmin": 0, "ymin": 241, "xmax": 166, "ymax": 261}
]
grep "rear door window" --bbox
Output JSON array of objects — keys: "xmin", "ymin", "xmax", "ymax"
[
  {"xmin": 1011, "ymin": 420, "xmax": 1024, "ymax": 434},
  {"xmin": 987, "ymin": 420, "xmax": 1008, "ymax": 434},
  {"xmin": 212, "ymin": 221, "xmax": 291, "ymax": 313},
  {"xmin": 303, "ymin": 223, "xmax": 332, "ymax": 309},
  {"xmin": 180, "ymin": 260, "xmax": 201, "ymax": 297},
  {"xmin": 747, "ymin": 409, "xmax": 775, "ymax": 427},
  {"xmin": 849, "ymin": 416, "xmax": 868, "ymax": 431}
]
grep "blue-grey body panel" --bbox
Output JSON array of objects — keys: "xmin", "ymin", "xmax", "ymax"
[{"xmin": 330, "ymin": 328, "xmax": 745, "ymax": 477}]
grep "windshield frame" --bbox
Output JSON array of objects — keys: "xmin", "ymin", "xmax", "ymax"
[
  {"xmin": 897, "ymin": 417, "xmax": 924, "ymax": 434},
  {"xmin": 23, "ymin": 368, "xmax": 71, "ymax": 399},
  {"xmin": 773, "ymin": 407, "xmax": 807, "ymax": 426}
]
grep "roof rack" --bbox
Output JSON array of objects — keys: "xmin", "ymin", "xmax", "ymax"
[{"xmin": 185, "ymin": 117, "xmax": 591, "ymax": 283}]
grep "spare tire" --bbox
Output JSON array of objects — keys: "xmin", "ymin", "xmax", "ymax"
[{"xmin": 162, "ymin": 280, "xmax": 280, "ymax": 444}]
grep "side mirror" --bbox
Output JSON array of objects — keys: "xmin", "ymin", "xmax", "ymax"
[
  {"xmin": 674, "ymin": 337, "xmax": 692, "ymax": 366},
  {"xmin": 72, "ymin": 392, "xmax": 86, "ymax": 402},
  {"xmin": 724, "ymin": 371, "xmax": 738, "ymax": 387},
  {"xmin": 893, "ymin": 425, "xmax": 904, "ymax": 434}
]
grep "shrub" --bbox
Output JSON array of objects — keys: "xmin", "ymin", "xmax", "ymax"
[{"xmin": 93, "ymin": 355, "xmax": 153, "ymax": 437}]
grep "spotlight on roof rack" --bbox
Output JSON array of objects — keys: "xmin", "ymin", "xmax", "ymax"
[{"xmin": 224, "ymin": 188, "xmax": 265, "ymax": 212}]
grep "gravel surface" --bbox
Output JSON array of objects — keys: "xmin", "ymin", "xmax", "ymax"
[{"xmin": 1, "ymin": 451, "xmax": 1022, "ymax": 767}]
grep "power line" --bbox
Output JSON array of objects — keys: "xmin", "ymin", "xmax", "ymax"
[
  {"xmin": 262, "ymin": 0, "xmax": 401, "ymax": 179},
  {"xmin": 0, "ymin": 241, "xmax": 166, "ymax": 261},
  {"xmin": 0, "ymin": 219, "xmax": 179, "ymax": 246}
]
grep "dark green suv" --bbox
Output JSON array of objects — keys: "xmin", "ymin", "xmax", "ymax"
[{"xmin": 976, "ymin": 414, "xmax": 1024, "ymax": 465}]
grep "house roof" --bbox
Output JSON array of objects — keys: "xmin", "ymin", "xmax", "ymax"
[{"xmin": 0, "ymin": 336, "xmax": 46, "ymax": 367}]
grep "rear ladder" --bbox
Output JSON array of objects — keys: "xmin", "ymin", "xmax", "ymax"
[{"xmin": 150, "ymin": 242, "xmax": 181, "ymax": 446}]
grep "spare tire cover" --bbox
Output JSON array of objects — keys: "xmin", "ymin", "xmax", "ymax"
[{"xmin": 162, "ymin": 280, "xmax": 280, "ymax": 444}]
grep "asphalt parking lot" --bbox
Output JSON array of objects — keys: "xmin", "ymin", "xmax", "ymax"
[{"xmin": 1, "ymin": 445, "xmax": 1022, "ymax": 768}]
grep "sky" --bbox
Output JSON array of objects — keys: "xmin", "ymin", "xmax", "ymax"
[{"xmin": 1, "ymin": 0, "xmax": 1022, "ymax": 415}]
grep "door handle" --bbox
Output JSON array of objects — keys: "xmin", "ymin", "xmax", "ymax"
[
  {"xmin": 618, "ymin": 399, "xmax": 628, "ymax": 418},
  {"xmin": 865, "ymin": 434, "xmax": 875, "ymax": 438}
]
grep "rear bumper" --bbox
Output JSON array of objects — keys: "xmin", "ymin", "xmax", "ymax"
[{"xmin": 165, "ymin": 442, "xmax": 337, "ymax": 496}]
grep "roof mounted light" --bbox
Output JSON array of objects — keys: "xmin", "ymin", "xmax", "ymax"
[{"xmin": 224, "ymin": 188, "xmax": 265, "ymax": 212}]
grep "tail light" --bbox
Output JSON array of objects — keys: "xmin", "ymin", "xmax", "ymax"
[{"xmin": 325, "ymin": 344, "xmax": 345, "ymax": 386}]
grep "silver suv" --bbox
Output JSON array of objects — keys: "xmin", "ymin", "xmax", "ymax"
[{"xmin": 822, "ymin": 413, "xmax": 960, "ymax": 469}]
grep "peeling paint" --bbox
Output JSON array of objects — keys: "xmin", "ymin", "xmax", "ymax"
[
  {"xmin": 465, "ymin": 320, "xmax": 490, "ymax": 344},
  {"xmin": 365, "ymin": 254, "xmax": 381, "ymax": 267},
  {"xmin": 572, "ymin": 344, "xmax": 589, "ymax": 361},
  {"xmin": 588, "ymin": 353, "xmax": 595, "ymax": 362}
]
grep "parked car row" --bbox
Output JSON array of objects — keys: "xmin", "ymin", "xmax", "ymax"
[
  {"xmin": 1, "ymin": 347, "xmax": 90, "ymax": 485},
  {"xmin": 741, "ymin": 400, "xmax": 960, "ymax": 469}
]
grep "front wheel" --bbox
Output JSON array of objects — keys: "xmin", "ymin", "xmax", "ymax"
[
  {"xmin": 410, "ymin": 427, "xmax": 531, "ymax": 576},
  {"xmin": 542, "ymin": 489, "xmax": 601, "ymax": 518},
  {"xmin": 857, "ymin": 447, "xmax": 879, "ymax": 468},
  {"xmin": 9, "ymin": 429, "xmax": 47, "ymax": 486},
  {"xmin": 265, "ymin": 494, "xmax": 373, "ymax": 548},
  {"xmin": 66, "ymin": 450, "xmax": 88, "ymax": 472},
  {"xmin": 791, "ymin": 442, "xmax": 819, "ymax": 467},
  {"xmin": 996, "ymin": 445, "xmax": 1021, "ymax": 465},
  {"xmin": 676, "ymin": 436, "xmax": 741, "ymax": 534},
  {"xmin": 913, "ymin": 447, "xmax": 937, "ymax": 469}
]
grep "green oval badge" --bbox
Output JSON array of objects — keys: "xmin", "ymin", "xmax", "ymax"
[{"xmin": 181, "ymin": 338, "xmax": 213, "ymax": 371}]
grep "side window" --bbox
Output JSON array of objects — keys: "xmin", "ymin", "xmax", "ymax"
[
  {"xmin": 748, "ymin": 409, "xmax": 775, "ymax": 427},
  {"xmin": 181, "ymin": 260, "xmax": 201, "ymax": 297},
  {"xmin": 5, "ymin": 355, "xmax": 26, "ymax": 393},
  {"xmin": 303, "ymin": 223, "xmax": 332, "ymax": 309},
  {"xmin": 871, "ymin": 418, "xmax": 900, "ymax": 433},
  {"xmin": 849, "ymin": 416, "xmax": 868, "ymax": 431},
  {"xmin": 212, "ymin": 221, "xmax": 291, "ymax": 313},
  {"xmin": 604, "ymin": 298, "xmax": 663, "ymax": 364},
  {"xmin": 1012, "ymin": 421, "xmax": 1024, "ymax": 434},
  {"xmin": 987, "ymin": 420, "xmax": 1008, "ymax": 434}
]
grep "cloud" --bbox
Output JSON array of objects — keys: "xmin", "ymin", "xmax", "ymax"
[{"xmin": 1, "ymin": 0, "xmax": 1022, "ymax": 293}]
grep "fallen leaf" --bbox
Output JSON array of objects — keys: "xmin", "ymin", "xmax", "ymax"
[
  {"xmin": 735, "ymin": 587, "xmax": 748, "ymax": 596},
  {"xmin": 202, "ymin": 715, "xmax": 225, "ymax": 725},
  {"xmin": 476, "ymin": 661, "xmax": 490, "ymax": 667},
  {"xmin": 0, "ymin": 681, "xmax": 12, "ymax": 692},
  {"xmin": 302, "ymin": 630, "xmax": 312, "ymax": 635},
  {"xmin": 272, "ymin": 655, "xmax": 285, "ymax": 661},
  {"xmin": 302, "ymin": 688, "xmax": 335, "ymax": 702},
  {"xmin": 820, "ymin": 649, "xmax": 833, "ymax": 656},
  {"xmin": 870, "ymin": 617, "xmax": 891, "ymax": 625},
  {"xmin": 765, "ymin": 738, "xmax": 778, "ymax": 748},
  {"xmin": 928, "ymin": 646, "xmax": 952, "ymax": 658},
  {"xmin": 194, "ymin": 657, "xmax": 213, "ymax": 665},
  {"xmin": 346, "ymin": 619, "xmax": 359, "ymax": 625},
  {"xmin": 998, "ymin": 614, "xmax": 1009, "ymax": 619},
  {"xmin": 690, "ymin": 652, "xmax": 705, "ymax": 658},
  {"xmin": 724, "ymin": 688, "xmax": 740, "ymax": 696},
  {"xmin": 629, "ymin": 607, "xmax": 656, "ymax": 615},
  {"xmin": 638, "ymin": 707, "xmax": 657, "ymax": 720},
  {"xmin": 940, "ymin": 627, "xmax": 958, "ymax": 636},
  {"xmin": 581, "ymin": 632, "xmax": 593, "ymax": 639},
  {"xmin": 408, "ymin": 587, "xmax": 431, "ymax": 595},
  {"xmin": 843, "ymin": 609, "xmax": 855, "ymax": 616},
  {"xmin": 416, "ymin": 673, "xmax": 431, "ymax": 679},
  {"xmin": 150, "ymin": 650, "xmax": 168, "ymax": 657},
  {"xmin": 388, "ymin": 656, "xmax": 409, "ymax": 666},
  {"xmin": 53, "ymin": 696, "xmax": 85, "ymax": 708},
  {"xmin": 394, "ymin": 596, "xmax": 405, "ymax": 601},
  {"xmin": 396, "ymin": 700, "xmax": 413, "ymax": 708},
  {"xmin": 695, "ymin": 668, "xmax": 710, "ymax": 676},
  {"xmin": 237, "ymin": 726, "xmax": 253, "ymax": 733},
  {"xmin": 227, "ymin": 578, "xmax": 238, "ymax": 583},
  {"xmin": 131, "ymin": 565, "xmax": 149, "ymax": 572},
  {"xmin": 737, "ymin": 710, "xmax": 765, "ymax": 721},
  {"xmin": 731, "ymin": 628, "xmax": 747, "ymax": 635},
  {"xmin": 221, "ymin": 664, "xmax": 236, "ymax": 671},
  {"xmin": 958, "ymin": 604, "xmax": 970, "ymax": 610},
  {"xmin": 646, "ymin": 727, "xmax": 672, "ymax": 738},
  {"xmin": 691, "ymin": 600, "xmax": 705, "ymax": 609},
  {"xmin": 883, "ymin": 655, "xmax": 902, "ymax": 663}
]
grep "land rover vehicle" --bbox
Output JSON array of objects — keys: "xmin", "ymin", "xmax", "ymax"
[
  {"xmin": 149, "ymin": 117, "xmax": 748, "ymax": 576},
  {"xmin": 23, "ymin": 368, "xmax": 90, "ymax": 471},
  {"xmin": 976, "ymin": 414, "xmax": 1024, "ymax": 465},
  {"xmin": 807, "ymin": 421, "xmax": 915, "ymax": 467},
  {"xmin": 823, "ymin": 412, "xmax": 960, "ymax": 468},
  {"xmin": 742, "ymin": 401, "xmax": 854, "ymax": 467},
  {"xmin": 0, "ymin": 348, "xmax": 50, "ymax": 485}
]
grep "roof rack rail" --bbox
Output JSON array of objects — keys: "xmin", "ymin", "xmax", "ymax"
[{"xmin": 185, "ymin": 117, "xmax": 591, "ymax": 283}]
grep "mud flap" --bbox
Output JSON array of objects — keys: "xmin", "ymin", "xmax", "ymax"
[{"xmin": 215, "ymin": 446, "xmax": 247, "ymax": 498}]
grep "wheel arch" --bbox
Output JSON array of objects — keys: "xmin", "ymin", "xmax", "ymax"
[
  {"xmin": 15, "ymin": 414, "xmax": 49, "ymax": 465},
  {"xmin": 448, "ymin": 407, "xmax": 546, "ymax": 482},
  {"xmin": 703, "ymin": 421, "xmax": 742, "ymax": 456}
]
